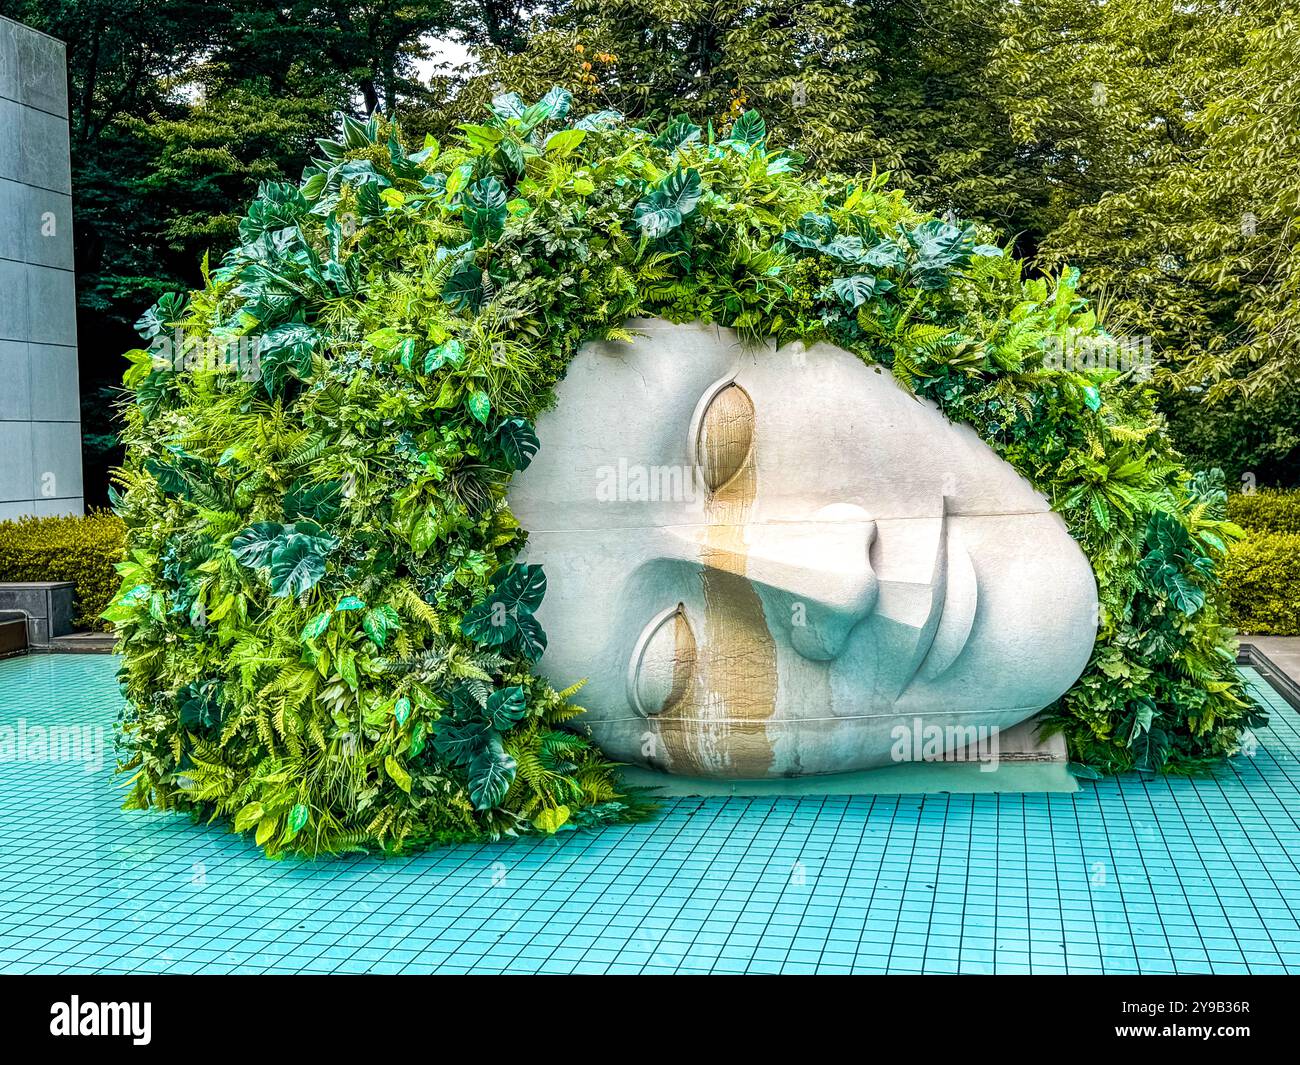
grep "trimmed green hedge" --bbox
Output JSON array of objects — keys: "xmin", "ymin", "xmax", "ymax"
[
  {"xmin": 1228, "ymin": 488, "xmax": 1300, "ymax": 535},
  {"xmin": 0, "ymin": 512, "xmax": 126, "ymax": 631},
  {"xmin": 1223, "ymin": 489, "xmax": 1300, "ymax": 635},
  {"xmin": 1223, "ymin": 531, "xmax": 1300, "ymax": 635}
]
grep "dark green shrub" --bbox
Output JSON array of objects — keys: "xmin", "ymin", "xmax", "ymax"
[
  {"xmin": 0, "ymin": 512, "xmax": 126, "ymax": 630},
  {"xmin": 1228, "ymin": 488, "xmax": 1300, "ymax": 534},
  {"xmin": 1223, "ymin": 532, "xmax": 1300, "ymax": 635},
  {"xmin": 1164, "ymin": 389, "xmax": 1300, "ymax": 492}
]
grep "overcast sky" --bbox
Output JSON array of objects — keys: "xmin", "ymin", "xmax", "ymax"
[{"xmin": 415, "ymin": 35, "xmax": 477, "ymax": 82}]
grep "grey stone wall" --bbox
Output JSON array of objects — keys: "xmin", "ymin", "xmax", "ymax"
[{"xmin": 0, "ymin": 16, "xmax": 83, "ymax": 520}]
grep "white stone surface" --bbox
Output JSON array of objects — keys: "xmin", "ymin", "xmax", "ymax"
[{"xmin": 509, "ymin": 318, "xmax": 1098, "ymax": 778}]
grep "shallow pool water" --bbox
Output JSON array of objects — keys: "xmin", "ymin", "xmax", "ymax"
[{"xmin": 0, "ymin": 653, "xmax": 1296, "ymax": 974}]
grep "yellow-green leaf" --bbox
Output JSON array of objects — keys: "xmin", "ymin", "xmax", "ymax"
[{"xmin": 385, "ymin": 755, "xmax": 412, "ymax": 793}]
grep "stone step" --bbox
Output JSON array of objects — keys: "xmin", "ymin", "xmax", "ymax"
[
  {"xmin": 0, "ymin": 581, "xmax": 75, "ymax": 646},
  {"xmin": 0, "ymin": 614, "xmax": 27, "ymax": 657}
]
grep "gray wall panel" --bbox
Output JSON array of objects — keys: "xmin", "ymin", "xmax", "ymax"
[
  {"xmin": 0, "ymin": 17, "xmax": 81, "ymax": 519},
  {"xmin": 0, "ymin": 339, "xmax": 32, "ymax": 420}
]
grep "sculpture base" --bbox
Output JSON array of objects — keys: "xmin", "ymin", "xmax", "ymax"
[{"xmin": 617, "ymin": 717, "xmax": 1079, "ymax": 795}]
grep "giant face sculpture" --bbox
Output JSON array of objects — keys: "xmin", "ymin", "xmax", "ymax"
[{"xmin": 509, "ymin": 319, "xmax": 1098, "ymax": 778}]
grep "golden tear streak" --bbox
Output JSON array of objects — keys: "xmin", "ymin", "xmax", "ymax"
[{"xmin": 658, "ymin": 383, "xmax": 778, "ymax": 777}]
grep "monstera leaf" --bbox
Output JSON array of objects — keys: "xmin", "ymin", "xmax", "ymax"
[
  {"xmin": 830, "ymin": 274, "xmax": 894, "ymax": 309},
  {"xmin": 469, "ymin": 735, "xmax": 517, "ymax": 810},
  {"xmin": 178, "ymin": 680, "xmax": 221, "ymax": 730},
  {"xmin": 461, "ymin": 564, "xmax": 547, "ymax": 650},
  {"xmin": 266, "ymin": 522, "xmax": 337, "ymax": 598},
  {"xmin": 283, "ymin": 479, "xmax": 343, "ymax": 524},
  {"xmin": 144, "ymin": 458, "xmax": 190, "ymax": 495},
  {"xmin": 257, "ymin": 322, "xmax": 319, "ymax": 395},
  {"xmin": 633, "ymin": 167, "xmax": 703, "ymax": 238},
  {"xmin": 239, "ymin": 182, "xmax": 308, "ymax": 242},
  {"xmin": 430, "ymin": 717, "xmax": 491, "ymax": 768},
  {"xmin": 726, "ymin": 110, "xmax": 767, "ymax": 153},
  {"xmin": 442, "ymin": 260, "xmax": 484, "ymax": 311},
  {"xmin": 486, "ymin": 686, "xmax": 528, "ymax": 730},
  {"xmin": 652, "ymin": 114, "xmax": 702, "ymax": 152},
  {"xmin": 863, "ymin": 239, "xmax": 909, "ymax": 271},
  {"xmin": 231, "ymin": 522, "xmax": 283, "ymax": 570},
  {"xmin": 134, "ymin": 370, "xmax": 174, "ymax": 420},
  {"xmin": 514, "ymin": 612, "xmax": 547, "ymax": 662},
  {"xmin": 1138, "ymin": 512, "xmax": 1213, "ymax": 616},
  {"xmin": 494, "ymin": 417, "xmax": 539, "ymax": 471},
  {"xmin": 134, "ymin": 292, "xmax": 189, "ymax": 341}
]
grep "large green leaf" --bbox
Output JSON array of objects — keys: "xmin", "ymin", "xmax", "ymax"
[
  {"xmin": 134, "ymin": 292, "xmax": 189, "ymax": 341},
  {"xmin": 486, "ymin": 686, "xmax": 528, "ymax": 730},
  {"xmin": 178, "ymin": 680, "xmax": 221, "ymax": 729},
  {"xmin": 494, "ymin": 564, "xmax": 547, "ymax": 613},
  {"xmin": 652, "ymin": 114, "xmax": 702, "ymax": 152},
  {"xmin": 461, "ymin": 564, "xmax": 547, "ymax": 649},
  {"xmin": 269, "ymin": 529, "xmax": 333, "ymax": 598},
  {"xmin": 283, "ymin": 479, "xmax": 342, "ymax": 523},
  {"xmin": 469, "ymin": 736, "xmax": 517, "ymax": 810},
  {"xmin": 494, "ymin": 417, "xmax": 540, "ymax": 471},
  {"xmin": 543, "ymin": 129, "xmax": 585, "ymax": 158},
  {"xmin": 633, "ymin": 167, "xmax": 703, "ymax": 238},
  {"xmin": 362, "ymin": 604, "xmax": 401, "ymax": 648},
  {"xmin": 465, "ymin": 177, "xmax": 508, "ymax": 245},
  {"xmin": 442, "ymin": 260, "xmax": 484, "ymax": 311},
  {"xmin": 830, "ymin": 273, "xmax": 893, "ymax": 308},
  {"xmin": 515, "ymin": 612, "xmax": 548, "ymax": 662},
  {"xmin": 575, "ymin": 109, "xmax": 622, "ymax": 131},
  {"xmin": 431, "ymin": 718, "xmax": 491, "ymax": 767},
  {"xmin": 257, "ymin": 322, "xmax": 318, "ymax": 395},
  {"xmin": 231, "ymin": 522, "xmax": 283, "ymax": 570},
  {"xmin": 726, "ymin": 110, "xmax": 767, "ymax": 152},
  {"xmin": 489, "ymin": 92, "xmax": 526, "ymax": 121}
]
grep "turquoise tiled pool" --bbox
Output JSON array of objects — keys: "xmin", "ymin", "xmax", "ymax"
[{"xmin": 0, "ymin": 653, "xmax": 1297, "ymax": 974}]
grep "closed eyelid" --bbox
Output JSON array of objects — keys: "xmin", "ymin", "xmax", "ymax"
[{"xmin": 693, "ymin": 380, "xmax": 755, "ymax": 493}]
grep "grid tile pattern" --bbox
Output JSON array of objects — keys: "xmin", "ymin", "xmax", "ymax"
[{"xmin": 1, "ymin": 653, "xmax": 1298, "ymax": 974}]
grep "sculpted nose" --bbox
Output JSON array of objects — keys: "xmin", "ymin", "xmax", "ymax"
[{"xmin": 675, "ymin": 503, "xmax": 879, "ymax": 661}]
